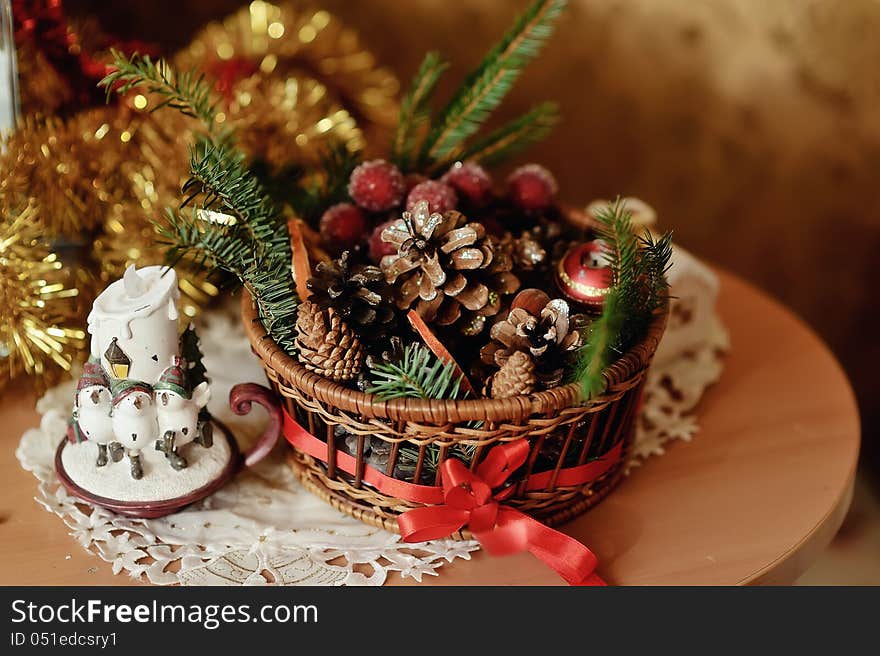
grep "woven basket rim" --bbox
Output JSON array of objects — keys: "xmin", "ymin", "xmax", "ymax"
[{"xmin": 241, "ymin": 288, "xmax": 668, "ymax": 423}]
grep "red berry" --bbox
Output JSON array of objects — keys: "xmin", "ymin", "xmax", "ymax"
[
  {"xmin": 319, "ymin": 203, "xmax": 368, "ymax": 250},
  {"xmin": 406, "ymin": 180, "xmax": 458, "ymax": 214},
  {"xmin": 368, "ymin": 219, "xmax": 399, "ymax": 263},
  {"xmin": 441, "ymin": 161, "xmax": 493, "ymax": 206},
  {"xmin": 507, "ymin": 164, "xmax": 558, "ymax": 212},
  {"xmin": 348, "ymin": 160, "xmax": 405, "ymax": 212}
]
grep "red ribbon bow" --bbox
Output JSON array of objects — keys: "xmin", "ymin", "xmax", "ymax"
[{"xmin": 398, "ymin": 439, "xmax": 606, "ymax": 586}]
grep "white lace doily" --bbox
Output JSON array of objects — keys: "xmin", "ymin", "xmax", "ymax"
[{"xmin": 16, "ymin": 311, "xmax": 727, "ymax": 586}]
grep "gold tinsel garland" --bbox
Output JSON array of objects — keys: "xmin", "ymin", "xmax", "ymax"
[
  {"xmin": 1, "ymin": 0, "xmax": 400, "ymax": 390},
  {"xmin": 0, "ymin": 113, "xmax": 128, "ymax": 236},
  {"xmin": 173, "ymin": 0, "xmax": 399, "ymax": 135},
  {"xmin": 225, "ymin": 73, "xmax": 364, "ymax": 170},
  {"xmin": 85, "ymin": 108, "xmax": 221, "ymax": 318},
  {"xmin": 0, "ymin": 201, "xmax": 86, "ymax": 392}
]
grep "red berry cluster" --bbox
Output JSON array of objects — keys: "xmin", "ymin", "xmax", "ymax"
[{"xmin": 318, "ymin": 158, "xmax": 558, "ymax": 260}]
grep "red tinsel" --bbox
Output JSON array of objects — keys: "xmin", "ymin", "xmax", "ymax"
[{"xmin": 12, "ymin": 0, "xmax": 156, "ymax": 110}]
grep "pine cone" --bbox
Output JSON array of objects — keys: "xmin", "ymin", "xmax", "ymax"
[
  {"xmin": 481, "ymin": 289, "xmax": 584, "ymax": 389},
  {"xmin": 307, "ymin": 251, "xmax": 397, "ymax": 346},
  {"xmin": 489, "ymin": 351, "xmax": 536, "ymax": 398},
  {"xmin": 294, "ymin": 300, "xmax": 363, "ymax": 382},
  {"xmin": 504, "ymin": 221, "xmax": 573, "ymax": 289},
  {"xmin": 380, "ymin": 200, "xmax": 519, "ymax": 334},
  {"xmin": 511, "ymin": 229, "xmax": 547, "ymax": 271}
]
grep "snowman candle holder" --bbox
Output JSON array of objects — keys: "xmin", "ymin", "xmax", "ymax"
[{"xmin": 55, "ymin": 265, "xmax": 284, "ymax": 519}]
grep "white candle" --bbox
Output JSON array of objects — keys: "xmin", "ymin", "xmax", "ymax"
[{"xmin": 87, "ymin": 265, "xmax": 181, "ymax": 385}]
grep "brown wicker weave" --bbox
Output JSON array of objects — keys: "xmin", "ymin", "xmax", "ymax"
[{"xmin": 242, "ymin": 291, "xmax": 667, "ymax": 534}]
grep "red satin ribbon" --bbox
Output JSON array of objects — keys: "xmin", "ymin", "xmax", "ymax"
[
  {"xmin": 281, "ymin": 412, "xmax": 615, "ymax": 585},
  {"xmin": 281, "ymin": 410, "xmax": 623, "ymax": 504},
  {"xmin": 397, "ymin": 439, "xmax": 606, "ymax": 586}
]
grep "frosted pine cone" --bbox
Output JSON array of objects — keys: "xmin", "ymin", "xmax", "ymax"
[
  {"xmin": 489, "ymin": 351, "xmax": 536, "ymax": 398},
  {"xmin": 294, "ymin": 300, "xmax": 363, "ymax": 382},
  {"xmin": 380, "ymin": 200, "xmax": 519, "ymax": 334},
  {"xmin": 481, "ymin": 289, "xmax": 584, "ymax": 389}
]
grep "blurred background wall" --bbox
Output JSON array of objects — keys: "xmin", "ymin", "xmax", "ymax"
[{"xmin": 69, "ymin": 0, "xmax": 878, "ymax": 476}]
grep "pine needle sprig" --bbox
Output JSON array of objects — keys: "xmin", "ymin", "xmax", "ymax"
[
  {"xmin": 446, "ymin": 101, "xmax": 559, "ymax": 169},
  {"xmin": 367, "ymin": 343, "xmax": 466, "ymax": 401},
  {"xmin": 571, "ymin": 290, "xmax": 624, "ymax": 399},
  {"xmin": 391, "ymin": 52, "xmax": 448, "ymax": 171},
  {"xmin": 419, "ymin": 0, "xmax": 567, "ymax": 166},
  {"xmin": 182, "ymin": 143, "xmax": 289, "ymax": 263},
  {"xmin": 570, "ymin": 198, "xmax": 672, "ymax": 399},
  {"xmin": 159, "ymin": 208, "xmax": 253, "ymax": 277},
  {"xmin": 288, "ymin": 141, "xmax": 362, "ymax": 224},
  {"xmin": 244, "ymin": 260, "xmax": 300, "ymax": 353},
  {"xmin": 100, "ymin": 50, "xmax": 219, "ymax": 136},
  {"xmin": 159, "ymin": 209, "xmax": 299, "ymax": 353},
  {"xmin": 101, "ymin": 51, "xmax": 299, "ymax": 353}
]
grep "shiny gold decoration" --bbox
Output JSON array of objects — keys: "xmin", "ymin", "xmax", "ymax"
[
  {"xmin": 86, "ymin": 110, "xmax": 220, "ymax": 318},
  {"xmin": 226, "ymin": 73, "xmax": 364, "ymax": 170},
  {"xmin": 0, "ymin": 112, "xmax": 128, "ymax": 236},
  {"xmin": 0, "ymin": 201, "xmax": 86, "ymax": 391},
  {"xmin": 3, "ymin": 0, "xmax": 400, "ymax": 390},
  {"xmin": 173, "ymin": 0, "xmax": 399, "ymax": 138}
]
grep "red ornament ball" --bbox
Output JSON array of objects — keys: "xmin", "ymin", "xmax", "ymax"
[
  {"xmin": 441, "ymin": 161, "xmax": 493, "ymax": 206},
  {"xmin": 555, "ymin": 241, "xmax": 612, "ymax": 308},
  {"xmin": 368, "ymin": 219, "xmax": 399, "ymax": 263},
  {"xmin": 319, "ymin": 203, "xmax": 368, "ymax": 251},
  {"xmin": 507, "ymin": 163, "xmax": 558, "ymax": 212},
  {"xmin": 347, "ymin": 159, "xmax": 405, "ymax": 212},
  {"xmin": 406, "ymin": 180, "xmax": 458, "ymax": 214}
]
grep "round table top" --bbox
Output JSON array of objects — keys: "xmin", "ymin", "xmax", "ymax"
[{"xmin": 0, "ymin": 269, "xmax": 860, "ymax": 585}]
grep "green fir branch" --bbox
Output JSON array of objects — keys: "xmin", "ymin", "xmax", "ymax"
[
  {"xmin": 100, "ymin": 50, "xmax": 219, "ymax": 135},
  {"xmin": 367, "ymin": 343, "xmax": 465, "ymax": 401},
  {"xmin": 391, "ymin": 52, "xmax": 449, "ymax": 170},
  {"xmin": 244, "ymin": 261, "xmax": 300, "ymax": 354},
  {"xmin": 183, "ymin": 142, "xmax": 289, "ymax": 263},
  {"xmin": 570, "ymin": 198, "xmax": 672, "ymax": 399},
  {"xmin": 101, "ymin": 51, "xmax": 299, "ymax": 354},
  {"xmin": 159, "ymin": 208, "xmax": 255, "ymax": 278},
  {"xmin": 572, "ymin": 290, "xmax": 623, "ymax": 399},
  {"xmin": 287, "ymin": 141, "xmax": 362, "ymax": 224},
  {"xmin": 368, "ymin": 344, "xmax": 475, "ymax": 477},
  {"xmin": 419, "ymin": 0, "xmax": 567, "ymax": 166},
  {"xmin": 447, "ymin": 101, "xmax": 559, "ymax": 169}
]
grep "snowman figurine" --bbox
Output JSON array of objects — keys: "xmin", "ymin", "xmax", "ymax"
[
  {"xmin": 110, "ymin": 380, "xmax": 158, "ymax": 480},
  {"xmin": 154, "ymin": 356, "xmax": 212, "ymax": 471},
  {"xmin": 71, "ymin": 360, "xmax": 123, "ymax": 466}
]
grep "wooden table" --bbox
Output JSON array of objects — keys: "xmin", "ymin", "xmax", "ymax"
[{"xmin": 0, "ymin": 270, "xmax": 860, "ymax": 585}]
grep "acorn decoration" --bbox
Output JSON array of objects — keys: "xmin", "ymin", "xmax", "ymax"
[
  {"xmin": 380, "ymin": 200, "xmax": 520, "ymax": 335},
  {"xmin": 555, "ymin": 241, "xmax": 612, "ymax": 309}
]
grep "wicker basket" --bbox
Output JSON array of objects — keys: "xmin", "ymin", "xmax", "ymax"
[{"xmin": 242, "ymin": 292, "xmax": 667, "ymax": 534}]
